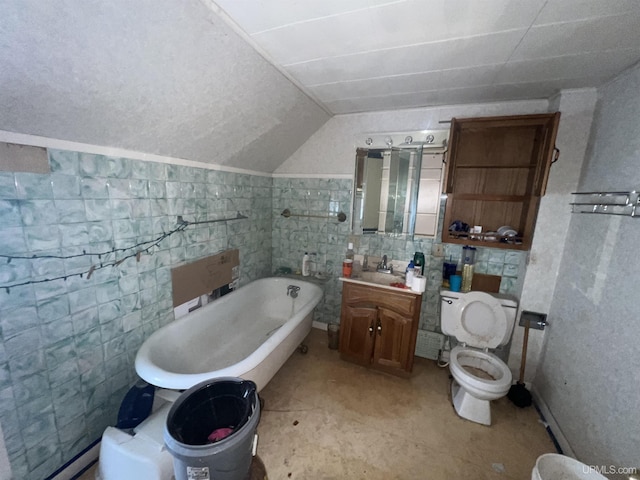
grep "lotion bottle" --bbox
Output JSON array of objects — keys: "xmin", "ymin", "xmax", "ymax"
[
  {"xmin": 302, "ymin": 252, "xmax": 310, "ymax": 277},
  {"xmin": 405, "ymin": 260, "xmax": 415, "ymax": 288}
]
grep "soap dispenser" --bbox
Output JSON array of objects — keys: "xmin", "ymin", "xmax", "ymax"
[{"xmin": 302, "ymin": 252, "xmax": 310, "ymax": 277}]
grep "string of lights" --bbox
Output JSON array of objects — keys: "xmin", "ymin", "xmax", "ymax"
[{"xmin": 0, "ymin": 213, "xmax": 247, "ymax": 293}]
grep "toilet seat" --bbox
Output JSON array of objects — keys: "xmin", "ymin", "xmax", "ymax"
[
  {"xmin": 451, "ymin": 291, "xmax": 508, "ymax": 349},
  {"xmin": 449, "ymin": 346, "xmax": 512, "ymax": 396}
]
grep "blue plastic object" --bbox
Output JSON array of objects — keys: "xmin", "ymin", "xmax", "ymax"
[{"xmin": 116, "ymin": 381, "xmax": 155, "ymax": 430}]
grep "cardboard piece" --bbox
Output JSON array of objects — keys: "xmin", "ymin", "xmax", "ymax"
[
  {"xmin": 171, "ymin": 249, "xmax": 239, "ymax": 307},
  {"xmin": 0, "ymin": 142, "xmax": 50, "ymax": 173},
  {"xmin": 471, "ymin": 273, "xmax": 501, "ymax": 293}
]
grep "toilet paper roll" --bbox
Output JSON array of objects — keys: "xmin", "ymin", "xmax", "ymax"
[{"xmin": 411, "ymin": 274, "xmax": 427, "ymax": 293}]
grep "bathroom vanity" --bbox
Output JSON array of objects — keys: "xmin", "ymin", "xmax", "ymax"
[{"xmin": 338, "ymin": 280, "xmax": 421, "ymax": 377}]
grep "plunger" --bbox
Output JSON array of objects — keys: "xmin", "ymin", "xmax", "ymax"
[{"xmin": 507, "ymin": 318, "xmax": 532, "ymax": 407}]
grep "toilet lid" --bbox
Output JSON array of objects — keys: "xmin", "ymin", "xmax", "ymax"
[{"xmin": 452, "ymin": 292, "xmax": 508, "ymax": 349}]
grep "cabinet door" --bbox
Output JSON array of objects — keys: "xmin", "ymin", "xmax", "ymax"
[
  {"xmin": 339, "ymin": 306, "xmax": 377, "ymax": 367},
  {"xmin": 445, "ymin": 113, "xmax": 559, "ymax": 196},
  {"xmin": 372, "ymin": 307, "xmax": 414, "ymax": 375},
  {"xmin": 343, "ymin": 282, "xmax": 416, "ymax": 317}
]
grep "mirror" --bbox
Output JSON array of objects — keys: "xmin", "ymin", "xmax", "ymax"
[
  {"xmin": 352, "ymin": 130, "xmax": 449, "ymax": 236},
  {"xmin": 353, "ymin": 146, "xmax": 423, "ymax": 235}
]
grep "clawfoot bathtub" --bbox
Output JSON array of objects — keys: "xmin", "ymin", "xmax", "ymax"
[
  {"xmin": 98, "ymin": 277, "xmax": 322, "ymax": 480},
  {"xmin": 135, "ymin": 276, "xmax": 323, "ymax": 391}
]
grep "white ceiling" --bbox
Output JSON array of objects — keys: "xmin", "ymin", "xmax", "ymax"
[
  {"xmin": 211, "ymin": 0, "xmax": 640, "ymax": 114},
  {"xmin": 2, "ymin": 1, "xmax": 640, "ymax": 173},
  {"xmin": 0, "ymin": 0, "xmax": 330, "ymax": 172}
]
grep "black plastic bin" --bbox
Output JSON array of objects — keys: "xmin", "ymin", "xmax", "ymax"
[{"xmin": 164, "ymin": 377, "xmax": 260, "ymax": 480}]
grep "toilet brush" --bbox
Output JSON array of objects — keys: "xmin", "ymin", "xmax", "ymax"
[{"xmin": 508, "ymin": 318, "xmax": 532, "ymax": 408}]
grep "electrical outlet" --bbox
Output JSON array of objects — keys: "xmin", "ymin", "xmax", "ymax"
[{"xmin": 432, "ymin": 244, "xmax": 444, "ymax": 257}]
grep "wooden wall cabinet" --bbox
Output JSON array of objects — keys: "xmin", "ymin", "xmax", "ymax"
[
  {"xmin": 339, "ymin": 282, "xmax": 421, "ymax": 377},
  {"xmin": 442, "ymin": 113, "xmax": 560, "ymax": 250}
]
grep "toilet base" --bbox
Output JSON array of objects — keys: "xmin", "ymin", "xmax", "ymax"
[{"xmin": 451, "ymin": 381, "xmax": 492, "ymax": 426}]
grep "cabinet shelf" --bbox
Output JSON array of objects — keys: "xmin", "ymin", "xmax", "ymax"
[
  {"xmin": 445, "ymin": 232, "xmax": 526, "ymax": 250},
  {"xmin": 454, "ymin": 164, "xmax": 535, "ymax": 169},
  {"xmin": 450, "ymin": 193, "xmax": 529, "ymax": 202},
  {"xmin": 443, "ymin": 113, "xmax": 560, "ymax": 251}
]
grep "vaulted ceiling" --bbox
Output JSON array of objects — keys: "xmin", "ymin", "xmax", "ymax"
[
  {"xmin": 0, "ymin": 0, "xmax": 330, "ymax": 172},
  {"xmin": 1, "ymin": 0, "xmax": 639, "ymax": 172}
]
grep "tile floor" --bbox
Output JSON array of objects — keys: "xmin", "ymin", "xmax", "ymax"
[{"xmin": 80, "ymin": 327, "xmax": 557, "ymax": 479}]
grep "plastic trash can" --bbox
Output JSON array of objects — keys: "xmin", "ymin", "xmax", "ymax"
[{"xmin": 164, "ymin": 377, "xmax": 260, "ymax": 480}]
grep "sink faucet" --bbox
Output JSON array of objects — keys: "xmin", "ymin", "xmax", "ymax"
[{"xmin": 377, "ymin": 255, "xmax": 393, "ymax": 274}]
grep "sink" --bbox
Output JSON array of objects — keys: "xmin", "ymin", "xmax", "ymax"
[
  {"xmin": 341, "ymin": 270, "xmax": 419, "ymax": 294},
  {"xmin": 351, "ymin": 271, "xmax": 406, "ymax": 287}
]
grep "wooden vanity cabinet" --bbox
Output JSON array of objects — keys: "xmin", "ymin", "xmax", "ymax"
[
  {"xmin": 442, "ymin": 113, "xmax": 560, "ymax": 250},
  {"xmin": 339, "ymin": 282, "xmax": 421, "ymax": 377}
]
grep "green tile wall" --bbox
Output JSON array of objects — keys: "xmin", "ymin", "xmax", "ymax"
[
  {"xmin": 0, "ymin": 159, "xmax": 527, "ymax": 479},
  {"xmin": 0, "ymin": 150, "xmax": 272, "ymax": 479},
  {"xmin": 271, "ymin": 177, "xmax": 526, "ymax": 332}
]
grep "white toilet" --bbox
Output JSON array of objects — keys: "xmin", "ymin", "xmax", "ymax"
[{"xmin": 440, "ymin": 289, "xmax": 518, "ymax": 426}]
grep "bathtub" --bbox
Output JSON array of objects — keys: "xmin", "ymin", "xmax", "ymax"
[{"xmin": 135, "ymin": 276, "xmax": 323, "ymax": 392}]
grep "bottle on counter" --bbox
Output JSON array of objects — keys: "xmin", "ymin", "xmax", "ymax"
[
  {"xmin": 442, "ymin": 256, "xmax": 457, "ymax": 288},
  {"xmin": 342, "ymin": 259, "xmax": 353, "ymax": 278},
  {"xmin": 302, "ymin": 252, "xmax": 310, "ymax": 277},
  {"xmin": 342, "ymin": 242, "xmax": 356, "ymax": 278},
  {"xmin": 405, "ymin": 260, "xmax": 415, "ymax": 288},
  {"xmin": 413, "ymin": 252, "xmax": 425, "ymax": 276},
  {"xmin": 461, "ymin": 246, "xmax": 476, "ymax": 292},
  {"xmin": 346, "ymin": 242, "xmax": 355, "ymax": 260}
]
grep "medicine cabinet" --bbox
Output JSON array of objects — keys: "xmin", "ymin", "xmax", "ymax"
[
  {"xmin": 442, "ymin": 113, "xmax": 560, "ymax": 250},
  {"xmin": 352, "ymin": 130, "xmax": 448, "ymax": 237}
]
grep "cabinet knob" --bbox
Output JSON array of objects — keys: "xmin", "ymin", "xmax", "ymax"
[
  {"xmin": 376, "ymin": 320, "xmax": 382, "ymax": 336},
  {"xmin": 369, "ymin": 322, "xmax": 374, "ymax": 336}
]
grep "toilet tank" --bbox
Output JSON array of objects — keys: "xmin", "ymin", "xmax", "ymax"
[{"xmin": 440, "ymin": 290, "xmax": 518, "ymax": 347}]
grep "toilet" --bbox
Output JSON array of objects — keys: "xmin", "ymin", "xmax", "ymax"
[{"xmin": 440, "ymin": 289, "xmax": 518, "ymax": 425}]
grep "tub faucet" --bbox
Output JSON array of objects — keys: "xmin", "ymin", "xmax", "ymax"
[{"xmin": 287, "ymin": 285, "xmax": 300, "ymax": 298}]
